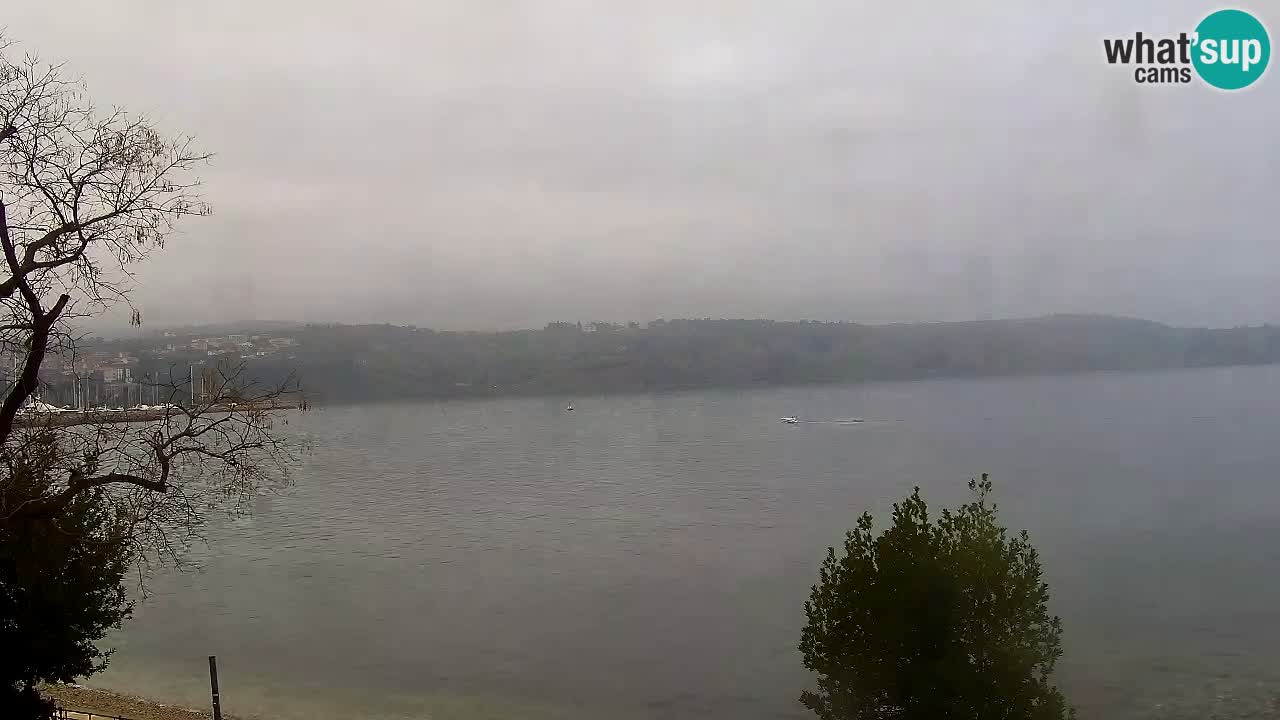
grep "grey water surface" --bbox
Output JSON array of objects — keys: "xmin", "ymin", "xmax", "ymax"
[{"xmin": 95, "ymin": 365, "xmax": 1280, "ymax": 719}]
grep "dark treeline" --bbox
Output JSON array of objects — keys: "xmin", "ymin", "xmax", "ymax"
[{"xmin": 100, "ymin": 314, "xmax": 1280, "ymax": 404}]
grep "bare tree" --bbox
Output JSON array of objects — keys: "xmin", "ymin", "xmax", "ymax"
[
  {"xmin": 0, "ymin": 36, "xmax": 298, "ymax": 717},
  {"xmin": 0, "ymin": 41, "xmax": 297, "ymax": 557}
]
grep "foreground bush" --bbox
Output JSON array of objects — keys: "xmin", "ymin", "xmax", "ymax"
[{"xmin": 799, "ymin": 474, "xmax": 1074, "ymax": 720}]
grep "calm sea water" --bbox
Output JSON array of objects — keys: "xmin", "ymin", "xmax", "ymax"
[{"xmin": 93, "ymin": 366, "xmax": 1280, "ymax": 719}]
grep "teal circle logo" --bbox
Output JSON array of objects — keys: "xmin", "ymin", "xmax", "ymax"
[{"xmin": 1192, "ymin": 9, "xmax": 1270, "ymax": 90}]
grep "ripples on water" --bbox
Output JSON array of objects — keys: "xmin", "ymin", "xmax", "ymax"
[{"xmin": 96, "ymin": 366, "xmax": 1280, "ymax": 719}]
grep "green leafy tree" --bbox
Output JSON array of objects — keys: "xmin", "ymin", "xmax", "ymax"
[
  {"xmin": 0, "ymin": 433, "xmax": 131, "ymax": 718},
  {"xmin": 799, "ymin": 474, "xmax": 1074, "ymax": 720}
]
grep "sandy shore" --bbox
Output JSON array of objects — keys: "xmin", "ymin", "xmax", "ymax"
[{"xmin": 42, "ymin": 684, "xmax": 242, "ymax": 720}]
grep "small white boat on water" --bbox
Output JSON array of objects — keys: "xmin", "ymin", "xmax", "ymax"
[
  {"xmin": 566, "ymin": 402, "xmax": 575, "ymax": 411},
  {"xmin": 780, "ymin": 416, "xmax": 799, "ymax": 424}
]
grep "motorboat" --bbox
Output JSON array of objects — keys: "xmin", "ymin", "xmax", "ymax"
[
  {"xmin": 780, "ymin": 416, "xmax": 799, "ymax": 424},
  {"xmin": 566, "ymin": 402, "xmax": 575, "ymax": 411}
]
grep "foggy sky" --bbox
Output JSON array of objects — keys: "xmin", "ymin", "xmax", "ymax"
[{"xmin": 6, "ymin": 1, "xmax": 1279, "ymax": 330}]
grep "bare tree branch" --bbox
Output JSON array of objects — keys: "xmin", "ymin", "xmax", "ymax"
[
  {"xmin": 15, "ymin": 470, "xmax": 167, "ymax": 519},
  {"xmin": 0, "ymin": 38, "xmax": 298, "ymax": 573}
]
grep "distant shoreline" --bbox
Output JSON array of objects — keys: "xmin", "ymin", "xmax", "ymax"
[
  {"xmin": 16, "ymin": 403, "xmax": 299, "ymax": 428},
  {"xmin": 71, "ymin": 314, "xmax": 1280, "ymax": 409},
  {"xmin": 291, "ymin": 359, "xmax": 1280, "ymax": 409}
]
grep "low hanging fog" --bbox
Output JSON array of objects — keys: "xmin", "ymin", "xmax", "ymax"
[{"xmin": 6, "ymin": 0, "xmax": 1277, "ymax": 330}]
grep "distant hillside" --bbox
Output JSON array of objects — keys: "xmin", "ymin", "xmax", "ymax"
[
  {"xmin": 91, "ymin": 314, "xmax": 1280, "ymax": 404},
  {"xmin": 100, "ymin": 320, "xmax": 306, "ymax": 340}
]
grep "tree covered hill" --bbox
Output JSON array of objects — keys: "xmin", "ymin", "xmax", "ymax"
[{"xmin": 100, "ymin": 315, "xmax": 1280, "ymax": 403}]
